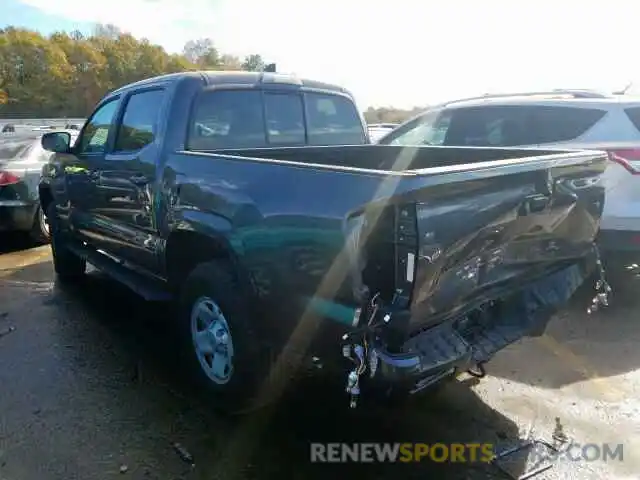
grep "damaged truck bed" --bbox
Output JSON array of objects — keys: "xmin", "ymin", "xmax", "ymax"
[
  {"xmin": 213, "ymin": 145, "xmax": 608, "ymax": 406},
  {"xmin": 38, "ymin": 71, "xmax": 608, "ymax": 412}
]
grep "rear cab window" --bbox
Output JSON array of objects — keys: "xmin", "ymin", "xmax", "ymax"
[
  {"xmin": 264, "ymin": 92, "xmax": 305, "ymax": 145},
  {"xmin": 305, "ymin": 93, "xmax": 366, "ymax": 145},
  {"xmin": 186, "ymin": 88, "xmax": 365, "ymax": 150},
  {"xmin": 188, "ymin": 90, "xmax": 266, "ymax": 150},
  {"xmin": 382, "ymin": 104, "xmax": 607, "ymax": 147}
]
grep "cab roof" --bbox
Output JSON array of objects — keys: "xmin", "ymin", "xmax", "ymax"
[{"xmin": 110, "ymin": 70, "xmax": 352, "ymax": 97}]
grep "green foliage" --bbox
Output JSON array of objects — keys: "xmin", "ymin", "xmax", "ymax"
[
  {"xmin": 0, "ymin": 24, "xmax": 269, "ymax": 116},
  {"xmin": 241, "ymin": 54, "xmax": 265, "ymax": 72},
  {"xmin": 363, "ymin": 106, "xmax": 427, "ymax": 124}
]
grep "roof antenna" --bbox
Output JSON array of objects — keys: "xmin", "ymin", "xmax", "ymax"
[{"xmin": 613, "ymin": 82, "xmax": 633, "ymax": 95}]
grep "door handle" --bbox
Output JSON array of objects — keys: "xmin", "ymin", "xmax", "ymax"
[
  {"xmin": 129, "ymin": 174, "xmax": 149, "ymax": 186},
  {"xmin": 520, "ymin": 194, "xmax": 550, "ymax": 216}
]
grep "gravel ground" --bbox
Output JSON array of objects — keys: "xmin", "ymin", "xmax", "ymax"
[{"xmin": 0, "ymin": 236, "xmax": 639, "ymax": 480}]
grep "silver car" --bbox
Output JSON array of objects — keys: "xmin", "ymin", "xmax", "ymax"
[{"xmin": 0, "ymin": 130, "xmax": 78, "ymax": 242}]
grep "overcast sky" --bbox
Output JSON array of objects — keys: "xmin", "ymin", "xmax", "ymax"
[{"xmin": 5, "ymin": 0, "xmax": 640, "ymax": 109}]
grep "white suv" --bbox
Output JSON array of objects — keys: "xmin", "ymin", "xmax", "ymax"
[{"xmin": 378, "ymin": 90, "xmax": 640, "ymax": 266}]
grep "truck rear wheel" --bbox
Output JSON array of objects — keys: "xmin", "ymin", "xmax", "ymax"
[
  {"xmin": 178, "ymin": 261, "xmax": 277, "ymax": 414},
  {"xmin": 47, "ymin": 203, "xmax": 86, "ymax": 281}
]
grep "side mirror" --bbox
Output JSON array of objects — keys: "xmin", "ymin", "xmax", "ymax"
[{"xmin": 42, "ymin": 131, "xmax": 72, "ymax": 153}]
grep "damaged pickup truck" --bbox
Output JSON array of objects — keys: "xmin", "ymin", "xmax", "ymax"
[{"xmin": 38, "ymin": 71, "xmax": 610, "ymax": 413}]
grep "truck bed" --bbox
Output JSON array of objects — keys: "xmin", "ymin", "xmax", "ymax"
[
  {"xmin": 170, "ymin": 144, "xmax": 606, "ymax": 339},
  {"xmin": 193, "ymin": 144, "xmax": 598, "ymax": 172}
]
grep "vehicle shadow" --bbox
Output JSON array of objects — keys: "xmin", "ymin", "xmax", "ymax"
[
  {"xmin": 483, "ymin": 267, "xmax": 640, "ymax": 391},
  {"xmin": 1, "ymin": 263, "xmax": 529, "ymax": 480},
  {"xmin": 0, "ymin": 232, "xmax": 41, "ymax": 254}
]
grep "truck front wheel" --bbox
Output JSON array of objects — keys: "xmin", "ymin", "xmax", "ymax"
[{"xmin": 178, "ymin": 261, "xmax": 275, "ymax": 414}]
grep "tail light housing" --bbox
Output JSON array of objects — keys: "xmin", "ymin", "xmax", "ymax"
[
  {"xmin": 0, "ymin": 171, "xmax": 20, "ymax": 186},
  {"xmin": 607, "ymin": 148, "xmax": 640, "ymax": 175}
]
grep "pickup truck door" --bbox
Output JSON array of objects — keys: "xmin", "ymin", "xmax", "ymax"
[
  {"xmin": 88, "ymin": 87, "xmax": 166, "ymax": 273},
  {"xmin": 66, "ymin": 97, "xmax": 121, "ymax": 240}
]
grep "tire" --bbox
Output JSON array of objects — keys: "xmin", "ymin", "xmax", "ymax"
[
  {"xmin": 30, "ymin": 205, "xmax": 51, "ymax": 244},
  {"xmin": 177, "ymin": 260, "xmax": 283, "ymax": 415},
  {"xmin": 47, "ymin": 203, "xmax": 86, "ymax": 282}
]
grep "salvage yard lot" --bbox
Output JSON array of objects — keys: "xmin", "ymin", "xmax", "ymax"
[{"xmin": 0, "ymin": 237, "xmax": 639, "ymax": 480}]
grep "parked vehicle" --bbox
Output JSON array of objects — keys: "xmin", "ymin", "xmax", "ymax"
[
  {"xmin": 378, "ymin": 89, "xmax": 640, "ymax": 271},
  {"xmin": 39, "ymin": 72, "xmax": 607, "ymax": 413},
  {"xmin": 368, "ymin": 123, "xmax": 398, "ymax": 143},
  {"xmin": 0, "ymin": 130, "xmax": 78, "ymax": 242}
]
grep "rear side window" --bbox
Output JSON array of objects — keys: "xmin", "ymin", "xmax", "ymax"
[
  {"xmin": 382, "ymin": 110, "xmax": 451, "ymax": 146},
  {"xmin": 305, "ymin": 93, "xmax": 365, "ymax": 145},
  {"xmin": 188, "ymin": 90, "xmax": 266, "ymax": 150},
  {"xmin": 115, "ymin": 89, "xmax": 165, "ymax": 152},
  {"xmin": 524, "ymin": 106, "xmax": 606, "ymax": 144},
  {"xmin": 624, "ymin": 107, "xmax": 640, "ymax": 132},
  {"xmin": 264, "ymin": 92, "xmax": 305, "ymax": 145}
]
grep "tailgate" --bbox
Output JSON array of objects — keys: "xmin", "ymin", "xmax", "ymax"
[{"xmin": 354, "ymin": 149, "xmax": 607, "ymax": 334}]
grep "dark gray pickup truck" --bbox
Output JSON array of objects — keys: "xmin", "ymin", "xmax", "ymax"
[{"xmin": 39, "ymin": 71, "xmax": 609, "ymax": 413}]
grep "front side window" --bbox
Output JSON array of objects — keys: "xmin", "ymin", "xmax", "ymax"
[
  {"xmin": 305, "ymin": 93, "xmax": 365, "ymax": 145},
  {"xmin": 187, "ymin": 90, "xmax": 266, "ymax": 150},
  {"xmin": 264, "ymin": 92, "xmax": 305, "ymax": 145},
  {"xmin": 382, "ymin": 109, "xmax": 451, "ymax": 146},
  {"xmin": 114, "ymin": 89, "xmax": 165, "ymax": 152},
  {"xmin": 382, "ymin": 106, "xmax": 528, "ymax": 147},
  {"xmin": 76, "ymin": 99, "xmax": 119, "ymax": 154}
]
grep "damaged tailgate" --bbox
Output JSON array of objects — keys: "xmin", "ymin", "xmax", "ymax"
[{"xmin": 343, "ymin": 148, "xmax": 607, "ymax": 396}]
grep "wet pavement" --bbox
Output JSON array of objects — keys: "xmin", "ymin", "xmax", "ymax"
[{"xmin": 1, "ymin": 235, "xmax": 639, "ymax": 480}]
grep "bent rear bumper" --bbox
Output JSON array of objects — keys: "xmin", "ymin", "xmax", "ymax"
[{"xmin": 372, "ymin": 262, "xmax": 588, "ymax": 394}]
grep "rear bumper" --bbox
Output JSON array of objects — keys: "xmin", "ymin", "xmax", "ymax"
[
  {"xmin": 0, "ymin": 201, "xmax": 37, "ymax": 232},
  {"xmin": 372, "ymin": 321, "xmax": 472, "ymax": 393},
  {"xmin": 371, "ymin": 262, "xmax": 588, "ymax": 394}
]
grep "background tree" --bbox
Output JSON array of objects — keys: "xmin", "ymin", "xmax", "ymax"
[
  {"xmin": 182, "ymin": 38, "xmax": 221, "ymax": 69},
  {"xmin": 363, "ymin": 106, "xmax": 426, "ymax": 124},
  {"xmin": 0, "ymin": 24, "xmax": 420, "ymax": 119},
  {"xmin": 241, "ymin": 54, "xmax": 265, "ymax": 72},
  {"xmin": 0, "ymin": 25, "xmax": 272, "ymax": 117}
]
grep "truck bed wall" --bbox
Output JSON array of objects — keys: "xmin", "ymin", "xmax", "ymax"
[
  {"xmin": 167, "ymin": 146, "xmax": 605, "ymax": 323},
  {"xmin": 200, "ymin": 145, "xmax": 573, "ymax": 171}
]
